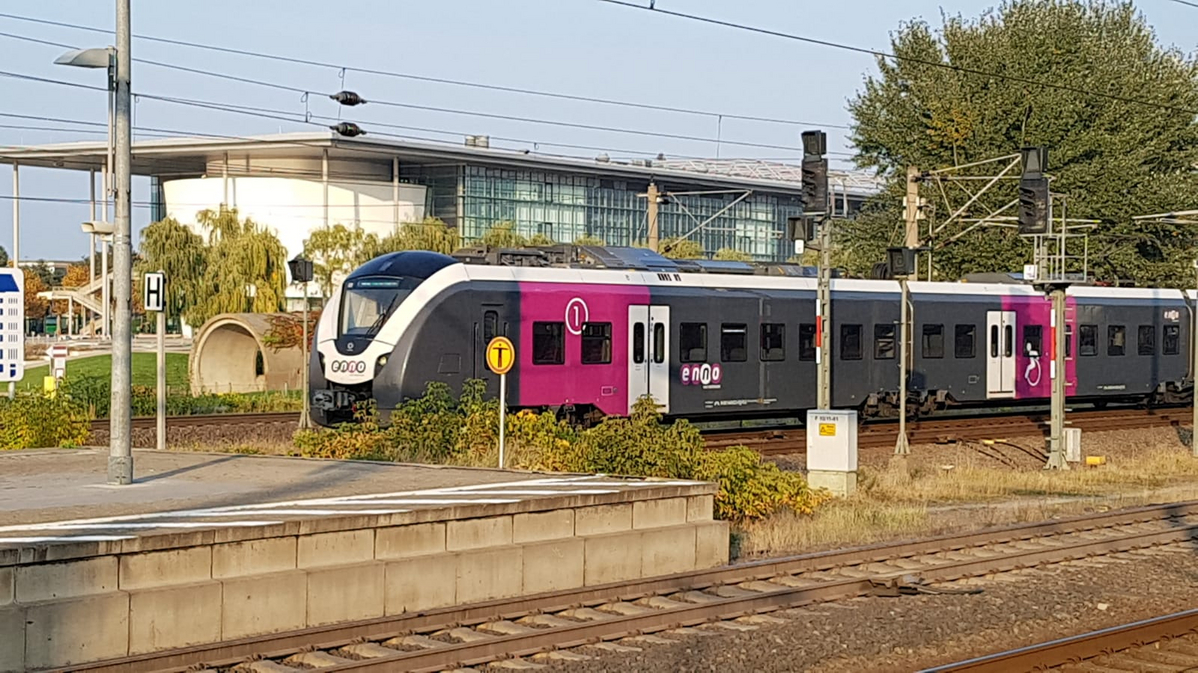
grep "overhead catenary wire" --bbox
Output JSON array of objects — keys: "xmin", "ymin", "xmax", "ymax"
[
  {"xmin": 0, "ymin": 28, "xmax": 854, "ymax": 159},
  {"xmin": 596, "ymin": 0, "xmax": 1198, "ymax": 117},
  {"xmin": 0, "ymin": 10, "xmax": 849, "ymax": 130}
]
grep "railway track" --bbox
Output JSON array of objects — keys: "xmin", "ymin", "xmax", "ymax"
[
  {"xmin": 85, "ymin": 406, "xmax": 1189, "ymax": 456},
  {"xmin": 929, "ymin": 609, "xmax": 1198, "ymax": 672},
  {"xmin": 705, "ymin": 406, "xmax": 1192, "ymax": 455},
  {"xmin": 87, "ymin": 411, "xmax": 301, "ymax": 434},
  {"xmin": 68, "ymin": 499, "xmax": 1198, "ymax": 673}
]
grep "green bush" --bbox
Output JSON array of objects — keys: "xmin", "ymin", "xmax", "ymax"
[
  {"xmin": 292, "ymin": 385, "xmax": 829, "ymax": 521},
  {"xmin": 0, "ymin": 391, "xmax": 90, "ymax": 450}
]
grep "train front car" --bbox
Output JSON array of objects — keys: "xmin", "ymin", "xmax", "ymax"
[{"xmin": 309, "ymin": 251, "xmax": 462, "ymax": 426}]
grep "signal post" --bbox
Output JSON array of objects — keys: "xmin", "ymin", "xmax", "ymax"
[{"xmin": 486, "ymin": 336, "xmax": 515, "ymax": 468}]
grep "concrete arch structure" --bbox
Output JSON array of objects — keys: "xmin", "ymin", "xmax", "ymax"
[{"xmin": 190, "ymin": 313, "xmax": 302, "ymax": 395}]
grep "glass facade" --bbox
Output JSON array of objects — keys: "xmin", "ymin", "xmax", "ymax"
[{"xmin": 398, "ymin": 163, "xmax": 809, "ymax": 261}]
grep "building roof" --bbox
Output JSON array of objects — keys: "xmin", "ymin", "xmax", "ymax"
[
  {"xmin": 0, "ymin": 132, "xmax": 878, "ymax": 197},
  {"xmin": 653, "ymin": 158, "xmax": 884, "ymax": 197}
]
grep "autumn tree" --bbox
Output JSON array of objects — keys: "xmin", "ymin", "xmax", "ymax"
[
  {"xmin": 846, "ymin": 0, "xmax": 1198, "ymax": 286},
  {"xmin": 302, "ymin": 224, "xmax": 379, "ymax": 297},
  {"xmin": 23, "ymin": 272, "xmax": 47, "ymax": 321},
  {"xmin": 0, "ymin": 246, "xmax": 7, "ymax": 267},
  {"xmin": 51, "ymin": 263, "xmax": 91, "ymax": 327}
]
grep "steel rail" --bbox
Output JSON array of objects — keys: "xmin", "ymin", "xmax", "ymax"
[
  {"xmin": 924, "ymin": 609, "xmax": 1198, "ymax": 672},
  {"xmin": 59, "ymin": 499, "xmax": 1198, "ymax": 673}
]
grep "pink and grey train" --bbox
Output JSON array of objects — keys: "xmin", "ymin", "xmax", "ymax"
[{"xmin": 309, "ymin": 249, "xmax": 1193, "ymax": 427}]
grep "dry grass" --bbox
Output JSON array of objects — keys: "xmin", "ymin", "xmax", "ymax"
[
  {"xmin": 864, "ymin": 446, "xmax": 1198, "ymax": 503},
  {"xmin": 741, "ymin": 438, "xmax": 1198, "ymax": 558},
  {"xmin": 739, "ymin": 500, "xmax": 932, "ymax": 558}
]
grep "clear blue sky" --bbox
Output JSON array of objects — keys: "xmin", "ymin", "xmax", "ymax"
[{"xmin": 1, "ymin": 0, "xmax": 1193, "ymax": 261}]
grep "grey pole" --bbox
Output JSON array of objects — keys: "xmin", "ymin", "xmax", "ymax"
[
  {"xmin": 1045, "ymin": 286, "xmax": 1069, "ymax": 470},
  {"xmin": 89, "ymin": 170, "xmax": 96, "ymax": 332},
  {"xmin": 300, "ymin": 281, "xmax": 310, "ymax": 429},
  {"xmin": 11, "ymin": 163, "xmax": 18, "ymax": 269},
  {"xmin": 1192, "ymin": 261, "xmax": 1198, "ymax": 457},
  {"xmin": 107, "ymin": 0, "xmax": 133, "ymax": 485},
  {"xmin": 816, "ymin": 220, "xmax": 832, "ymax": 409},
  {"xmin": 894, "ymin": 276, "xmax": 911, "ymax": 455},
  {"xmin": 156, "ymin": 306, "xmax": 166, "ymax": 452}
]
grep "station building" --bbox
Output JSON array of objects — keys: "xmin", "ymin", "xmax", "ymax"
[{"xmin": 1, "ymin": 132, "xmax": 882, "ymax": 297}]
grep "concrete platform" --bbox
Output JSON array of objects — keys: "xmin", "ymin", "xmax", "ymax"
[{"xmin": 0, "ymin": 449, "xmax": 728, "ymax": 671}]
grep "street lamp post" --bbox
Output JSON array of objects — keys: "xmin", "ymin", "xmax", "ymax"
[
  {"xmin": 55, "ymin": 46, "xmax": 115, "ymax": 341},
  {"xmin": 288, "ymin": 256, "xmax": 315, "ymax": 429}
]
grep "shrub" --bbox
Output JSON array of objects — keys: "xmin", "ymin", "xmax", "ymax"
[
  {"xmin": 290, "ymin": 387, "xmax": 828, "ymax": 521},
  {"xmin": 62, "ymin": 374, "xmax": 301, "ymax": 419},
  {"xmin": 695, "ymin": 445, "xmax": 829, "ymax": 520},
  {"xmin": 293, "ymin": 401, "xmax": 396, "ymax": 461},
  {"xmin": 0, "ymin": 391, "xmax": 90, "ymax": 450}
]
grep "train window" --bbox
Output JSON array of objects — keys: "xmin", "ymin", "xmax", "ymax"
[
  {"xmin": 760, "ymin": 323, "xmax": 785, "ymax": 361},
  {"xmin": 633, "ymin": 323, "xmax": 645, "ymax": 364},
  {"xmin": 1023, "ymin": 325, "xmax": 1042, "ymax": 357},
  {"xmin": 1165, "ymin": 325, "xmax": 1181, "ymax": 355},
  {"xmin": 680, "ymin": 323, "xmax": 707, "ymax": 363},
  {"xmin": 955, "ymin": 324, "xmax": 976, "ymax": 358},
  {"xmin": 922, "ymin": 324, "xmax": 944, "ymax": 359},
  {"xmin": 721, "ymin": 324, "xmax": 748, "ymax": 362},
  {"xmin": 532, "ymin": 322, "xmax": 565, "ymax": 365},
  {"xmin": 1138, "ymin": 325, "xmax": 1155, "ymax": 356},
  {"xmin": 990, "ymin": 326, "xmax": 998, "ymax": 357},
  {"xmin": 1079, "ymin": 325, "xmax": 1097, "ymax": 356},
  {"xmin": 1108, "ymin": 325, "xmax": 1126, "ymax": 357},
  {"xmin": 483, "ymin": 310, "xmax": 499, "ymax": 342},
  {"xmin": 798, "ymin": 324, "xmax": 816, "ymax": 361},
  {"xmin": 1004, "ymin": 325, "xmax": 1014, "ymax": 357},
  {"xmin": 653, "ymin": 323, "xmax": 666, "ymax": 364},
  {"xmin": 581, "ymin": 322, "xmax": 612, "ymax": 365},
  {"xmin": 840, "ymin": 325, "xmax": 863, "ymax": 360},
  {"xmin": 1066, "ymin": 325, "xmax": 1073, "ymax": 358},
  {"xmin": 874, "ymin": 324, "xmax": 896, "ymax": 360}
]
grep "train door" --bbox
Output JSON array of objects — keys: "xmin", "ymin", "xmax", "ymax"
[
  {"xmin": 986, "ymin": 310, "xmax": 1016, "ymax": 398},
  {"xmin": 628, "ymin": 305, "xmax": 670, "ymax": 413},
  {"xmin": 474, "ymin": 308, "xmax": 504, "ymax": 378}
]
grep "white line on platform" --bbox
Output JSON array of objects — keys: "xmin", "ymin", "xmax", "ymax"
[
  {"xmin": 16, "ymin": 521, "xmax": 285, "ymax": 531},
  {"xmin": 0, "ymin": 535, "xmax": 136, "ymax": 544},
  {"xmin": 0, "ymin": 475, "xmax": 706, "ymax": 538}
]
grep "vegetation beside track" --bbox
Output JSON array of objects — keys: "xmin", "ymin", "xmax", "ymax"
[{"xmin": 294, "ymin": 380, "xmax": 829, "ymax": 521}]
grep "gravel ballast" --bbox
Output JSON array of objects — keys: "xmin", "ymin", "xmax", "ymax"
[{"xmin": 540, "ymin": 545, "xmax": 1198, "ymax": 672}]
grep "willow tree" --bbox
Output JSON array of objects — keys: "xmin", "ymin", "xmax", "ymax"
[
  {"xmin": 658, "ymin": 237, "xmax": 704, "ymax": 259},
  {"xmin": 846, "ymin": 0, "xmax": 1198, "ymax": 286},
  {"xmin": 136, "ymin": 217, "xmax": 206, "ymax": 322},
  {"xmin": 191, "ymin": 208, "xmax": 288, "ymax": 326},
  {"xmin": 481, "ymin": 222, "xmax": 527, "ymax": 248},
  {"xmin": 371, "ymin": 217, "xmax": 460, "ymax": 256},
  {"xmin": 713, "ymin": 248, "xmax": 753, "ymax": 262},
  {"xmin": 303, "ymin": 223, "xmax": 379, "ymax": 297}
]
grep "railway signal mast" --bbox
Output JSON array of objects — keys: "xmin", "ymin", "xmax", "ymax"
[
  {"xmin": 798, "ymin": 131, "xmax": 833, "ymax": 409},
  {"xmin": 1020, "ymin": 147, "xmax": 1069, "ymax": 470}
]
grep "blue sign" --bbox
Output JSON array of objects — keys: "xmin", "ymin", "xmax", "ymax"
[{"xmin": 0, "ymin": 268, "xmax": 24, "ymax": 383}]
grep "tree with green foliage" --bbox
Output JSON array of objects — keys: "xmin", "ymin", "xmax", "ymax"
[
  {"xmin": 658, "ymin": 237, "xmax": 705, "ymax": 259},
  {"xmin": 481, "ymin": 222, "xmax": 527, "ymax": 248},
  {"xmin": 0, "ymin": 245, "xmax": 7, "ymax": 267},
  {"xmin": 302, "ymin": 224, "xmax": 379, "ymax": 297},
  {"xmin": 191, "ymin": 208, "xmax": 288, "ymax": 326},
  {"xmin": 846, "ymin": 0, "xmax": 1198, "ymax": 286},
  {"xmin": 369, "ymin": 217, "xmax": 460, "ymax": 256},
  {"xmin": 573, "ymin": 235, "xmax": 606, "ymax": 246},
  {"xmin": 713, "ymin": 248, "xmax": 753, "ymax": 262},
  {"xmin": 136, "ymin": 217, "xmax": 206, "ymax": 321}
]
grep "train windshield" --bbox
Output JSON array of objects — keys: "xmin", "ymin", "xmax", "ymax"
[{"xmin": 339, "ymin": 277, "xmax": 418, "ymax": 337}]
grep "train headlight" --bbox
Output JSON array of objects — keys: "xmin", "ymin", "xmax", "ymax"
[
  {"xmin": 375, "ymin": 354, "xmax": 389, "ymax": 377},
  {"xmin": 377, "ymin": 355, "xmax": 388, "ymax": 368}
]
